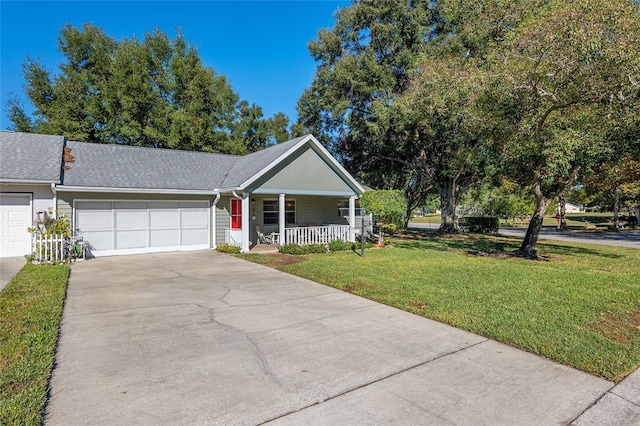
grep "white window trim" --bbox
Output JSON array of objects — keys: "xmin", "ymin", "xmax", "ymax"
[{"xmin": 263, "ymin": 198, "xmax": 296, "ymax": 225}]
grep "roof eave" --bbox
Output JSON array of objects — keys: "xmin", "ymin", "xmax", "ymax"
[
  {"xmin": 1, "ymin": 178, "xmax": 60, "ymax": 185},
  {"xmin": 54, "ymin": 185, "xmax": 219, "ymax": 195}
]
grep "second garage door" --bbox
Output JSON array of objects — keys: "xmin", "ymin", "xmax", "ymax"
[
  {"xmin": 75, "ymin": 201, "xmax": 209, "ymax": 256},
  {"xmin": 0, "ymin": 194, "xmax": 32, "ymax": 257}
]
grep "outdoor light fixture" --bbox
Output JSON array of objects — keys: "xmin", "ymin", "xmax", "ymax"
[{"xmin": 35, "ymin": 210, "xmax": 48, "ymax": 230}]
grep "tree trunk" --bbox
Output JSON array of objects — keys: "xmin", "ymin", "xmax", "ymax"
[
  {"xmin": 438, "ymin": 178, "xmax": 458, "ymax": 233},
  {"xmin": 516, "ymin": 196, "xmax": 553, "ymax": 259},
  {"xmin": 404, "ymin": 204, "xmax": 412, "ymax": 229},
  {"xmin": 558, "ymin": 193, "xmax": 567, "ymax": 230},
  {"xmin": 613, "ymin": 186, "xmax": 620, "ymax": 231}
]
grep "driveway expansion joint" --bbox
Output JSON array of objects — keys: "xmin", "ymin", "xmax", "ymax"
[{"xmin": 262, "ymin": 338, "xmax": 489, "ymax": 424}]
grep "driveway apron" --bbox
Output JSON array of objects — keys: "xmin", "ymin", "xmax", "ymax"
[{"xmin": 46, "ymin": 251, "xmax": 613, "ymax": 425}]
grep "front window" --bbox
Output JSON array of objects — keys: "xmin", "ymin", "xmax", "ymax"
[
  {"xmin": 338, "ymin": 199, "xmax": 363, "ymax": 216},
  {"xmin": 263, "ymin": 199, "xmax": 296, "ymax": 225},
  {"xmin": 231, "ymin": 199, "xmax": 242, "ymax": 229}
]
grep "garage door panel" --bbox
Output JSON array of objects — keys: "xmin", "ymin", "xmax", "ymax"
[
  {"xmin": 76, "ymin": 202, "xmax": 113, "ymax": 232},
  {"xmin": 83, "ymin": 231, "xmax": 113, "ymax": 251},
  {"xmin": 150, "ymin": 229, "xmax": 179, "ymax": 247},
  {"xmin": 181, "ymin": 229, "xmax": 208, "ymax": 245},
  {"xmin": 181, "ymin": 207, "xmax": 208, "ymax": 228},
  {"xmin": 114, "ymin": 204, "xmax": 147, "ymax": 230},
  {"xmin": 149, "ymin": 208, "xmax": 180, "ymax": 229},
  {"xmin": 116, "ymin": 229, "xmax": 147, "ymax": 249}
]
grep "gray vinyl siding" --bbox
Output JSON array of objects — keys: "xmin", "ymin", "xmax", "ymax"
[
  {"xmin": 56, "ymin": 193, "xmax": 73, "ymax": 218},
  {"xmin": 247, "ymin": 145, "xmax": 356, "ymax": 196},
  {"xmin": 216, "ymin": 196, "xmax": 231, "ymax": 245}
]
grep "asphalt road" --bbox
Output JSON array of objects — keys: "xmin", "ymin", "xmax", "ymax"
[{"xmin": 408, "ymin": 221, "xmax": 640, "ymax": 249}]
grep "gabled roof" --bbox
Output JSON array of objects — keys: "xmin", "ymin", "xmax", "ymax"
[
  {"xmin": 1, "ymin": 131, "xmax": 365, "ymax": 196},
  {"xmin": 223, "ymin": 134, "xmax": 366, "ymax": 195},
  {"xmin": 219, "ymin": 135, "xmax": 308, "ymax": 189},
  {"xmin": 0, "ymin": 131, "xmax": 64, "ymax": 183},
  {"xmin": 62, "ymin": 141, "xmax": 237, "ymax": 191}
]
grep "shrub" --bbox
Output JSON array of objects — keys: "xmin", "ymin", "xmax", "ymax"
[
  {"xmin": 279, "ymin": 244, "xmax": 308, "ymax": 255},
  {"xmin": 329, "ymin": 239, "xmax": 351, "ymax": 252},
  {"xmin": 360, "ymin": 190, "xmax": 407, "ymax": 233},
  {"xmin": 216, "ymin": 244, "xmax": 241, "ymax": 254},
  {"xmin": 460, "ymin": 217, "xmax": 500, "ymax": 234},
  {"xmin": 305, "ymin": 244, "xmax": 326, "ymax": 253}
]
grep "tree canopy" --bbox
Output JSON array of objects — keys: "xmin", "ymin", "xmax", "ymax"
[
  {"xmin": 488, "ymin": 0, "xmax": 640, "ymax": 255},
  {"xmin": 297, "ymin": 0, "xmax": 437, "ymax": 219},
  {"xmin": 7, "ymin": 24, "xmax": 293, "ymax": 154},
  {"xmin": 298, "ymin": 0, "xmax": 640, "ymax": 257}
]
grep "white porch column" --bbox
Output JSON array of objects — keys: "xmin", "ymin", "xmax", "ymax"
[
  {"xmin": 241, "ymin": 194, "xmax": 250, "ymax": 253},
  {"xmin": 279, "ymin": 193, "xmax": 286, "ymax": 245},
  {"xmin": 349, "ymin": 196, "xmax": 356, "ymax": 242}
]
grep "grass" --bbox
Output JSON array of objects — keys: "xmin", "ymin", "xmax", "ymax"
[
  {"xmin": 0, "ymin": 264, "xmax": 70, "ymax": 426},
  {"xmin": 275, "ymin": 233, "xmax": 640, "ymax": 382}
]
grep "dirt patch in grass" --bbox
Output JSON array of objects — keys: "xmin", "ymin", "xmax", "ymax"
[
  {"xmin": 465, "ymin": 250, "xmax": 562, "ymax": 262},
  {"xmin": 588, "ymin": 312, "xmax": 640, "ymax": 344},
  {"xmin": 261, "ymin": 253, "xmax": 308, "ymax": 268},
  {"xmin": 343, "ymin": 281, "xmax": 377, "ymax": 294}
]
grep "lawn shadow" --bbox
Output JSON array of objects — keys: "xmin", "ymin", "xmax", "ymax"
[
  {"xmin": 396, "ymin": 230, "xmax": 519, "ymax": 253},
  {"xmin": 537, "ymin": 241, "xmax": 624, "ymax": 259},
  {"xmin": 396, "ymin": 230, "xmax": 625, "ymax": 260}
]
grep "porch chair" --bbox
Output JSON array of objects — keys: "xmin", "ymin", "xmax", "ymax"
[{"xmin": 255, "ymin": 225, "xmax": 273, "ymax": 244}]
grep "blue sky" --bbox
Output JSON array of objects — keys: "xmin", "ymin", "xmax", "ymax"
[{"xmin": 0, "ymin": 1, "xmax": 350, "ymax": 130}]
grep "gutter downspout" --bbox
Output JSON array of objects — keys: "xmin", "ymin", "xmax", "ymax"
[
  {"xmin": 212, "ymin": 192, "xmax": 221, "ymax": 250},
  {"xmin": 50, "ymin": 183, "xmax": 57, "ymax": 213}
]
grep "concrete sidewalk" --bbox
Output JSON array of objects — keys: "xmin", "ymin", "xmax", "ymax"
[{"xmin": 45, "ymin": 251, "xmax": 635, "ymax": 425}]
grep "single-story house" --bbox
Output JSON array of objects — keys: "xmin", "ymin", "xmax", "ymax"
[
  {"xmin": 0, "ymin": 131, "xmax": 366, "ymax": 258},
  {"xmin": 564, "ymin": 202, "xmax": 585, "ymax": 214}
]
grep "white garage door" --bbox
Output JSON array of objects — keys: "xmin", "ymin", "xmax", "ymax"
[
  {"xmin": 0, "ymin": 194, "xmax": 32, "ymax": 257},
  {"xmin": 75, "ymin": 201, "xmax": 209, "ymax": 256}
]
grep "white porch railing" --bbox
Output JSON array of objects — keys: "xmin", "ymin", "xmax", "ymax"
[
  {"xmin": 31, "ymin": 234, "xmax": 70, "ymax": 263},
  {"xmin": 283, "ymin": 225, "xmax": 352, "ymax": 246},
  {"xmin": 225, "ymin": 229, "xmax": 243, "ymax": 247}
]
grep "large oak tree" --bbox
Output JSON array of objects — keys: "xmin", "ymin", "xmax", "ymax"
[
  {"xmin": 489, "ymin": 0, "xmax": 640, "ymax": 257},
  {"xmin": 7, "ymin": 24, "xmax": 292, "ymax": 154}
]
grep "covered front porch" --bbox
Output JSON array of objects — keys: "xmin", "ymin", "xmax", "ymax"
[{"xmin": 218, "ymin": 193, "xmax": 360, "ymax": 252}]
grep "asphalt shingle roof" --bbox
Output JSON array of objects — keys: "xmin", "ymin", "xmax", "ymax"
[
  {"xmin": 62, "ymin": 141, "xmax": 238, "ymax": 191},
  {"xmin": 0, "ymin": 131, "xmax": 64, "ymax": 183},
  {"xmin": 0, "ymin": 132, "xmax": 351, "ymax": 194}
]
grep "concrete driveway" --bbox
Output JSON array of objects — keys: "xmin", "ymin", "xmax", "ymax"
[
  {"xmin": 45, "ymin": 251, "xmax": 618, "ymax": 425},
  {"xmin": 0, "ymin": 257, "xmax": 25, "ymax": 291}
]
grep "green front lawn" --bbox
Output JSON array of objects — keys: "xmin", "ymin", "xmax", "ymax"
[
  {"xmin": 0, "ymin": 264, "xmax": 70, "ymax": 426},
  {"xmin": 276, "ymin": 234, "xmax": 640, "ymax": 382}
]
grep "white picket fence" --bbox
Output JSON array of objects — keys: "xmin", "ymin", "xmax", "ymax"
[{"xmin": 31, "ymin": 234, "xmax": 71, "ymax": 263}]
